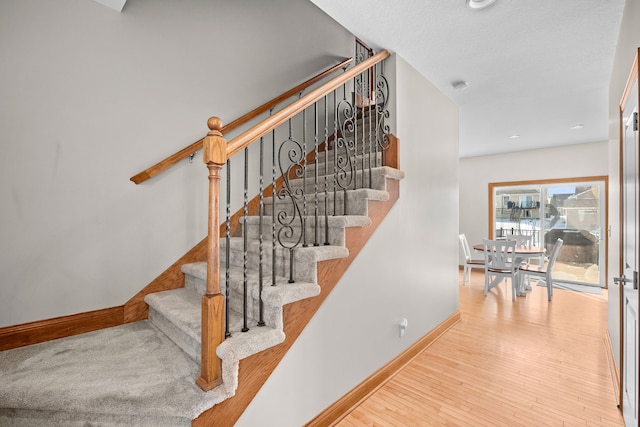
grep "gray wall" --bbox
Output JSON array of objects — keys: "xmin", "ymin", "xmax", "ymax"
[
  {"xmin": 459, "ymin": 141, "xmax": 608, "ymax": 268},
  {"xmin": 2, "ymin": 1, "xmax": 461, "ymax": 423},
  {"xmin": 238, "ymin": 54, "xmax": 460, "ymax": 426},
  {"xmin": 607, "ymin": 0, "xmax": 640, "ymax": 374},
  {"xmin": 0, "ymin": 0, "xmax": 353, "ymax": 327}
]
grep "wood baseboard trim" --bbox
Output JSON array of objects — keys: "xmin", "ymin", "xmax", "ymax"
[
  {"xmin": 305, "ymin": 310, "xmax": 462, "ymax": 427},
  {"xmin": 603, "ymin": 329, "xmax": 621, "ymax": 407},
  {"xmin": 0, "ymin": 306, "xmax": 124, "ymax": 351}
]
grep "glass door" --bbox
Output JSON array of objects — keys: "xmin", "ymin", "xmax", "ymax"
[{"xmin": 491, "ymin": 178, "xmax": 607, "ymax": 287}]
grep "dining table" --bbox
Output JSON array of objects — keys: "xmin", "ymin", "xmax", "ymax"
[{"xmin": 473, "ymin": 243, "xmax": 546, "ymax": 296}]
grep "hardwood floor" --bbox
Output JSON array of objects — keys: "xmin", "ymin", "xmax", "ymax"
[{"xmin": 336, "ymin": 270, "xmax": 624, "ymax": 426}]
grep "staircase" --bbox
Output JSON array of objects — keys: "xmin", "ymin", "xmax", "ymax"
[
  {"xmin": 0, "ymin": 107, "xmax": 404, "ymax": 426},
  {"xmin": 144, "ymin": 104, "xmax": 404, "ymax": 414}
]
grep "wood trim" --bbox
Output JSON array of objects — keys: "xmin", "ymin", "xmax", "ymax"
[
  {"xmin": 130, "ymin": 57, "xmax": 353, "ymax": 184},
  {"xmin": 616, "ymin": 47, "xmax": 640, "ymax": 413},
  {"xmin": 192, "ymin": 176, "xmax": 400, "ymax": 426},
  {"xmin": 305, "ymin": 311, "xmax": 461, "ymax": 427},
  {"xmin": 386, "ymin": 134, "xmax": 400, "ymax": 170},
  {"xmin": 0, "ymin": 306, "xmax": 124, "ymax": 351},
  {"xmin": 487, "ymin": 176, "xmax": 609, "ymax": 284},
  {"xmin": 604, "ymin": 329, "xmax": 621, "ymax": 407},
  {"xmin": 620, "ymin": 48, "xmax": 639, "ymax": 109},
  {"xmin": 0, "ymin": 228, "xmax": 209, "ymax": 347}
]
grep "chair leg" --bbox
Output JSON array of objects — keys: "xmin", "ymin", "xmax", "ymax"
[
  {"xmin": 484, "ymin": 273, "xmax": 490, "ymax": 296},
  {"xmin": 547, "ymin": 274, "xmax": 553, "ymax": 301}
]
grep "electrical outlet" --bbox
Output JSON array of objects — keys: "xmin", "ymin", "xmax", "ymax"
[{"xmin": 399, "ymin": 318, "xmax": 408, "ymax": 338}]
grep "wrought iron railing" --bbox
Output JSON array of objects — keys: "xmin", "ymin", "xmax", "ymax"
[{"xmin": 197, "ymin": 44, "xmax": 391, "ymax": 390}]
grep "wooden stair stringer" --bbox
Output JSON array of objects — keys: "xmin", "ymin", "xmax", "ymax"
[{"xmin": 191, "ymin": 178, "xmax": 400, "ymax": 427}]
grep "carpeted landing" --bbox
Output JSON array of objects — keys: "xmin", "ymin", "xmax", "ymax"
[{"xmin": 0, "ymin": 321, "xmax": 229, "ymax": 426}]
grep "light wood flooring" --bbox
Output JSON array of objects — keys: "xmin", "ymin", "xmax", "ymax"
[{"xmin": 336, "ymin": 270, "xmax": 624, "ymax": 426}]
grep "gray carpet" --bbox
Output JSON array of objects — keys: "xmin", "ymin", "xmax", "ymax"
[{"xmin": 0, "ymin": 321, "xmax": 231, "ymax": 426}]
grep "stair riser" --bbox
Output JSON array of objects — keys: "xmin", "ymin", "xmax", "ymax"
[
  {"xmin": 264, "ymin": 193, "xmax": 369, "ymax": 216},
  {"xmin": 245, "ymin": 220, "xmax": 346, "ymax": 246},
  {"xmin": 184, "ymin": 273, "xmax": 283, "ymax": 329},
  {"xmin": 312, "ymin": 147, "xmax": 383, "ymax": 166},
  {"xmin": 288, "ymin": 171, "xmax": 387, "ymax": 193},
  {"xmin": 304, "ymin": 150, "xmax": 382, "ymax": 173},
  {"xmin": 221, "ymin": 243, "xmax": 318, "ymax": 283},
  {"xmin": 148, "ymin": 307, "xmax": 200, "ymax": 363}
]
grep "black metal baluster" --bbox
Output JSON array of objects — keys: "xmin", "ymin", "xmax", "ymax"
[
  {"xmin": 376, "ymin": 61, "xmax": 390, "ymax": 167},
  {"xmin": 271, "ymin": 127, "xmax": 277, "ymax": 287},
  {"xmin": 257, "ymin": 136, "xmax": 265, "ymax": 327},
  {"xmin": 361, "ymin": 69, "xmax": 367, "ymax": 188},
  {"xmin": 323, "ymin": 95, "xmax": 330, "ymax": 245},
  {"xmin": 313, "ymin": 102, "xmax": 319, "ymax": 246},
  {"xmin": 333, "ymin": 89, "xmax": 338, "ymax": 217},
  {"xmin": 337, "ymin": 82, "xmax": 354, "ymax": 215},
  {"xmin": 373, "ymin": 65, "xmax": 380, "ymax": 168},
  {"xmin": 302, "ymin": 109, "xmax": 308, "ymax": 248},
  {"xmin": 276, "ymin": 118, "xmax": 304, "ymax": 284},
  {"xmin": 225, "ymin": 159, "xmax": 231, "ymax": 338},
  {"xmin": 368, "ymin": 65, "xmax": 374, "ymax": 187},
  {"xmin": 242, "ymin": 147, "xmax": 249, "ymax": 333},
  {"xmin": 353, "ymin": 73, "xmax": 359, "ymax": 190}
]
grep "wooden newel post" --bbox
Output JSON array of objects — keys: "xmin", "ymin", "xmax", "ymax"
[{"xmin": 196, "ymin": 116, "xmax": 227, "ymax": 392}]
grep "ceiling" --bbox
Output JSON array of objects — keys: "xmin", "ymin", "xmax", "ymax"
[{"xmin": 310, "ymin": 0, "xmax": 626, "ymax": 158}]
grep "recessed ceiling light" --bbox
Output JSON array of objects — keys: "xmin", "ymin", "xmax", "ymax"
[
  {"xmin": 451, "ymin": 80, "xmax": 468, "ymax": 90},
  {"xmin": 508, "ymin": 134, "xmax": 520, "ymax": 139},
  {"xmin": 569, "ymin": 124, "xmax": 584, "ymax": 130},
  {"xmin": 467, "ymin": 0, "xmax": 497, "ymax": 10}
]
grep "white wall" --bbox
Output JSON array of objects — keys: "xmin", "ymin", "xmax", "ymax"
[
  {"xmin": 459, "ymin": 141, "xmax": 608, "ymax": 265},
  {"xmin": 237, "ymin": 54, "xmax": 460, "ymax": 426},
  {"xmin": 0, "ymin": 0, "xmax": 353, "ymax": 327},
  {"xmin": 607, "ymin": 0, "xmax": 640, "ymax": 374}
]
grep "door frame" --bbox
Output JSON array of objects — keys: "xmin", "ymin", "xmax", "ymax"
[
  {"xmin": 618, "ymin": 47, "xmax": 640, "ymax": 417},
  {"xmin": 488, "ymin": 176, "xmax": 608, "ymax": 286}
]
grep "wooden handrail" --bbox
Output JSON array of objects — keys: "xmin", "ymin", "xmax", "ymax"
[
  {"xmin": 196, "ymin": 50, "xmax": 389, "ymax": 391},
  {"xmin": 129, "ymin": 57, "xmax": 353, "ymax": 185},
  {"xmin": 225, "ymin": 50, "xmax": 389, "ymax": 160}
]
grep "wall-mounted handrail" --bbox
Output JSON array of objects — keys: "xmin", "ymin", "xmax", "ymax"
[
  {"xmin": 225, "ymin": 50, "xmax": 389, "ymax": 160},
  {"xmin": 130, "ymin": 57, "xmax": 353, "ymax": 185}
]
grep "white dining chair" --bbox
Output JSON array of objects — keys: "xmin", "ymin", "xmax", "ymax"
[
  {"xmin": 518, "ymin": 238, "xmax": 564, "ymax": 301},
  {"xmin": 483, "ymin": 239, "xmax": 520, "ymax": 300},
  {"xmin": 509, "ymin": 234, "xmax": 536, "ymax": 286},
  {"xmin": 459, "ymin": 234, "xmax": 484, "ymax": 284}
]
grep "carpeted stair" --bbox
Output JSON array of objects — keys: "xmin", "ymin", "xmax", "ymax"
[{"xmin": 0, "ymin": 110, "xmax": 404, "ymax": 425}]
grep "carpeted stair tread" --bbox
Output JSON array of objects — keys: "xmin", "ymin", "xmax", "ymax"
[
  {"xmin": 145, "ymin": 287, "xmax": 292, "ymax": 362},
  {"xmin": 0, "ymin": 321, "xmax": 236, "ymax": 425},
  {"xmin": 243, "ymin": 214, "xmax": 371, "ymax": 228},
  {"xmin": 263, "ymin": 187, "xmax": 390, "ymax": 207},
  {"xmin": 288, "ymin": 165, "xmax": 404, "ymax": 192},
  {"xmin": 182, "ymin": 261, "xmax": 321, "ymax": 306},
  {"xmin": 146, "ymin": 288, "xmax": 201, "ymax": 341},
  {"xmin": 219, "ymin": 237, "xmax": 349, "ymax": 260}
]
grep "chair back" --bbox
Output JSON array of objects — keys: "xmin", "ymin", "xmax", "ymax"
[
  {"xmin": 483, "ymin": 239, "xmax": 516, "ymax": 269},
  {"xmin": 459, "ymin": 234, "xmax": 472, "ymax": 262},
  {"xmin": 511, "ymin": 234, "xmax": 532, "ymax": 247},
  {"xmin": 546, "ymin": 238, "xmax": 564, "ymax": 271}
]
